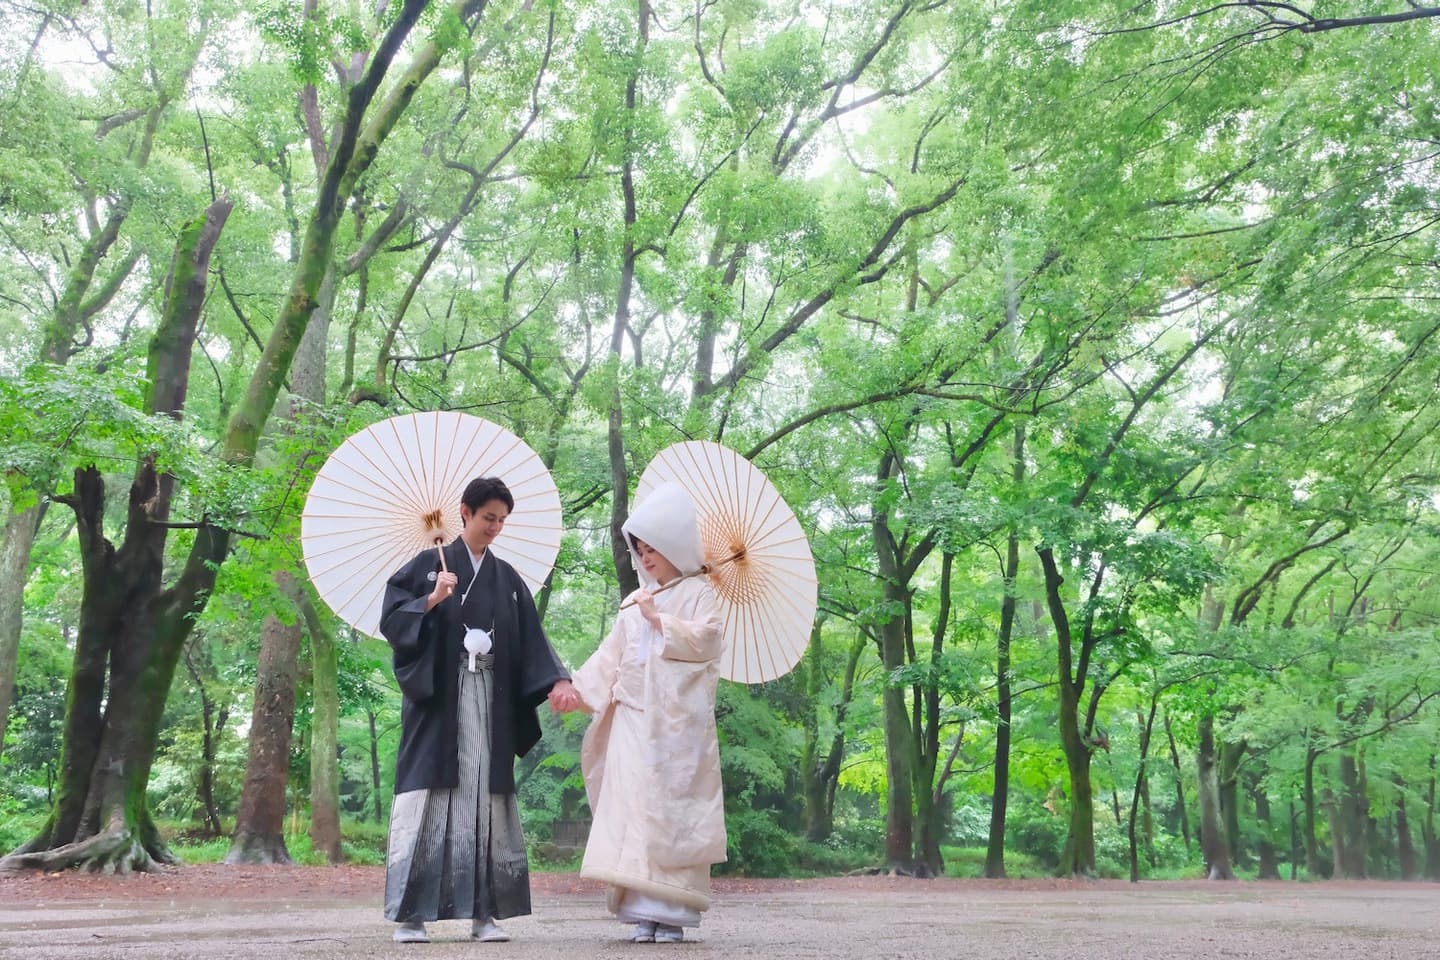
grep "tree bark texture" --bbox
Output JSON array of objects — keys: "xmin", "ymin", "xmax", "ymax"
[
  {"xmin": 1128, "ymin": 695, "xmax": 1160, "ymax": 883},
  {"xmin": 1218, "ymin": 739, "xmax": 1246, "ymax": 870},
  {"xmin": 8, "ymin": 0, "xmax": 453, "ymax": 872},
  {"xmin": 2, "ymin": 199, "xmax": 231, "ymax": 872},
  {"xmin": 1423, "ymin": 761, "xmax": 1439, "ymax": 881},
  {"xmin": 1037, "ymin": 546, "xmax": 1095, "ymax": 877},
  {"xmin": 875, "ymin": 455, "xmax": 916, "ymax": 873},
  {"xmin": 985, "ymin": 435, "xmax": 1022, "ymax": 879},
  {"xmin": 1336, "ymin": 751, "xmax": 1367, "ymax": 878},
  {"xmin": 226, "ymin": 580, "xmax": 303, "ymax": 864},
  {"xmin": 305, "ymin": 592, "xmax": 343, "ymax": 863},
  {"xmin": 1394, "ymin": 778, "xmax": 1417, "ymax": 881},
  {"xmin": 1196, "ymin": 712, "xmax": 1235, "ymax": 880},
  {"xmin": 1164, "ymin": 714, "xmax": 1192, "ymax": 850},
  {"xmin": 0, "ymin": 501, "xmax": 43, "ymax": 759},
  {"xmin": 1250, "ymin": 773, "xmax": 1280, "ymax": 880}
]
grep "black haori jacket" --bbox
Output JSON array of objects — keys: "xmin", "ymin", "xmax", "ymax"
[{"xmin": 380, "ymin": 538, "xmax": 568, "ymax": 795}]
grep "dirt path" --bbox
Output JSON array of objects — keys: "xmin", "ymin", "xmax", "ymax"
[{"xmin": 2, "ymin": 867, "xmax": 1437, "ymax": 959}]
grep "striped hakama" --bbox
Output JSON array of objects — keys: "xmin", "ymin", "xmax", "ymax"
[{"xmin": 384, "ymin": 654, "xmax": 531, "ymax": 923}]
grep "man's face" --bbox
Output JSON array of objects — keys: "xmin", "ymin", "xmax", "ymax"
[{"xmin": 461, "ymin": 498, "xmax": 509, "ymax": 548}]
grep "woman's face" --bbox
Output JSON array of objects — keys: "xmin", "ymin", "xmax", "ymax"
[{"xmin": 634, "ymin": 538, "xmax": 681, "ymax": 584}]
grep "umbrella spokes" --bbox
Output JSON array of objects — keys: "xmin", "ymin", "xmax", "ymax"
[
  {"xmin": 637, "ymin": 440, "xmax": 817, "ymax": 683},
  {"xmin": 302, "ymin": 412, "xmax": 562, "ymax": 638},
  {"xmin": 422, "ymin": 508, "xmax": 449, "ymax": 572}
]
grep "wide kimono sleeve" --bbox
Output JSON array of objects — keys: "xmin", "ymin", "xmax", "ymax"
[
  {"xmin": 513, "ymin": 572, "xmax": 569, "ymax": 710},
  {"xmin": 655, "ymin": 582, "xmax": 724, "ymax": 664},
  {"xmin": 570, "ymin": 611, "xmax": 628, "ymax": 714},
  {"xmin": 378, "ymin": 551, "xmax": 441, "ymax": 703}
]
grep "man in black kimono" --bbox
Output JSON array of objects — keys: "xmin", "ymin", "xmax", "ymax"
[{"xmin": 379, "ymin": 475, "xmax": 576, "ymax": 943}]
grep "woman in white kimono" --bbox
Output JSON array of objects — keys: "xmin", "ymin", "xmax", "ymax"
[{"xmin": 560, "ymin": 483, "xmax": 728, "ymax": 943}]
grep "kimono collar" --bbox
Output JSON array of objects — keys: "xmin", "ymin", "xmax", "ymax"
[{"xmin": 465, "ymin": 543, "xmax": 486, "ymax": 573}]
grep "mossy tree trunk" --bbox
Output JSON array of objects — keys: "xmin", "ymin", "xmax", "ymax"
[
  {"xmin": 224, "ymin": 0, "xmax": 488, "ymax": 866},
  {"xmin": 0, "ymin": 500, "xmax": 44, "ymax": 760},
  {"xmin": 304, "ymin": 591, "xmax": 343, "ymax": 863},
  {"xmin": 4, "ymin": 0, "xmax": 453, "ymax": 874},
  {"xmin": 874, "ymin": 450, "xmax": 930, "ymax": 875},
  {"xmin": 225, "ymin": 576, "xmax": 303, "ymax": 864},
  {"xmin": 1, "ymin": 199, "xmax": 232, "ymax": 872},
  {"xmin": 1197, "ymin": 712, "xmax": 1236, "ymax": 880},
  {"xmin": 1037, "ymin": 546, "xmax": 1099, "ymax": 877},
  {"xmin": 0, "ymin": 91, "xmax": 165, "ymax": 759}
]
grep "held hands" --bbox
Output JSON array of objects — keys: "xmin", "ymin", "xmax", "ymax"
[
  {"xmin": 426, "ymin": 570, "xmax": 458, "ymax": 611},
  {"xmin": 548, "ymin": 679, "xmax": 585, "ymax": 714}
]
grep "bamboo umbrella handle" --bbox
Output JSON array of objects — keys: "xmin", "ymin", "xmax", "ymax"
[{"xmin": 619, "ymin": 549, "xmax": 743, "ymax": 609}]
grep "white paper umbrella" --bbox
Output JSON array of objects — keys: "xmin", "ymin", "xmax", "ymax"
[
  {"xmin": 301, "ymin": 412, "xmax": 562, "ymax": 638},
  {"xmin": 637, "ymin": 441, "xmax": 817, "ymax": 684}
]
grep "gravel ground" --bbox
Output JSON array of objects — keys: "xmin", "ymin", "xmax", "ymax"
[{"xmin": 2, "ymin": 867, "xmax": 1437, "ymax": 960}]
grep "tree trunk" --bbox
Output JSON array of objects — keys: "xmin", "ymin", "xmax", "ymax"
[
  {"xmin": 1164, "ymin": 714, "xmax": 1192, "ymax": 851},
  {"xmin": 1424, "ymin": 760, "xmax": 1439, "ymax": 881},
  {"xmin": 226, "ymin": 581, "xmax": 303, "ymax": 864},
  {"xmin": 0, "ymin": 83, "xmax": 172, "ymax": 767},
  {"xmin": 914, "ymin": 551, "xmax": 953, "ymax": 879},
  {"xmin": 2, "ymin": 200, "xmax": 231, "ymax": 872},
  {"xmin": 1037, "ymin": 547, "xmax": 1094, "ymax": 877},
  {"xmin": 1218, "ymin": 739, "xmax": 1246, "ymax": 870},
  {"xmin": 1250, "ymin": 773, "xmax": 1280, "ymax": 880},
  {"xmin": 1138, "ymin": 711, "xmax": 1155, "ymax": 860},
  {"xmin": 873, "ymin": 454, "xmax": 918, "ymax": 873},
  {"xmin": 8, "ymin": 0, "xmax": 445, "ymax": 872},
  {"xmin": 805, "ymin": 632, "xmax": 863, "ymax": 841},
  {"xmin": 916, "ymin": 788, "xmax": 946, "ymax": 879},
  {"xmin": 604, "ymin": 0, "xmax": 647, "ymax": 604},
  {"xmin": 182, "ymin": 638, "xmax": 227, "ymax": 837},
  {"xmin": 1394, "ymin": 777, "xmax": 1417, "ymax": 881},
  {"xmin": 0, "ymin": 500, "xmax": 43, "ymax": 758},
  {"xmin": 1196, "ymin": 712, "xmax": 1235, "ymax": 880},
  {"xmin": 1289, "ymin": 799, "xmax": 1300, "ymax": 880},
  {"xmin": 368, "ymin": 708, "xmax": 385, "ymax": 823},
  {"xmin": 1336, "ymin": 751, "xmax": 1367, "ymax": 878},
  {"xmin": 1302, "ymin": 743, "xmax": 1329, "ymax": 876},
  {"xmin": 1128, "ymin": 694, "xmax": 1160, "ymax": 882},
  {"xmin": 801, "ymin": 620, "xmax": 826, "ymax": 839},
  {"xmin": 293, "ymin": 264, "xmax": 343, "ymax": 865},
  {"xmin": 1324, "ymin": 786, "xmax": 1347, "ymax": 878},
  {"xmin": 225, "ymin": 270, "xmax": 331, "ymax": 864},
  {"xmin": 985, "ymin": 424, "xmax": 1024, "ymax": 879},
  {"xmin": 1055, "ymin": 692, "xmax": 1095, "ymax": 877},
  {"xmin": 304, "ymin": 592, "xmax": 343, "ymax": 863}
]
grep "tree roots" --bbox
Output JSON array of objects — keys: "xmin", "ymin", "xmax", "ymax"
[
  {"xmin": 222, "ymin": 830, "xmax": 293, "ymax": 865},
  {"xmin": 0, "ymin": 826, "xmax": 176, "ymax": 875}
]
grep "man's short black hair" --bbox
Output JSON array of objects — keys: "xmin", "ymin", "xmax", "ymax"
[{"xmin": 462, "ymin": 476, "xmax": 515, "ymax": 514}]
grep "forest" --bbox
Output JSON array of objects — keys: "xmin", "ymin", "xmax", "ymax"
[{"xmin": 1, "ymin": 0, "xmax": 1438, "ymax": 883}]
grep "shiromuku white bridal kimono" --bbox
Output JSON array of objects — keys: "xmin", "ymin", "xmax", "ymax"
[{"xmin": 570, "ymin": 483, "xmax": 728, "ymax": 928}]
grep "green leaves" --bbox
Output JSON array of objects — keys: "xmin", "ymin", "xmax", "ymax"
[{"xmin": 257, "ymin": 0, "xmax": 364, "ymax": 85}]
